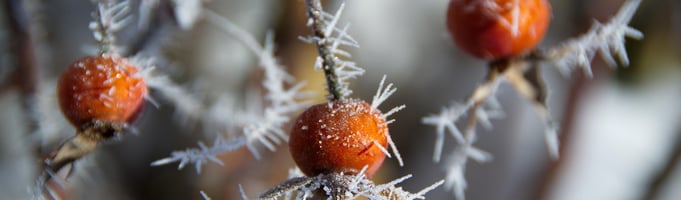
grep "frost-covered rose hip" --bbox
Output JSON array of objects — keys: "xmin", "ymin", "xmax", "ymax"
[
  {"xmin": 447, "ymin": 0, "xmax": 551, "ymax": 59},
  {"xmin": 58, "ymin": 53, "xmax": 147, "ymax": 129},
  {"xmin": 289, "ymin": 99, "xmax": 388, "ymax": 178}
]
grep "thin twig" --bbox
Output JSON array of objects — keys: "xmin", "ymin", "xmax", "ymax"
[{"xmin": 304, "ymin": 0, "xmax": 344, "ymax": 101}]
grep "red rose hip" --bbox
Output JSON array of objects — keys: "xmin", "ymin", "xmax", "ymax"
[
  {"xmin": 289, "ymin": 99, "xmax": 388, "ymax": 178},
  {"xmin": 447, "ymin": 0, "xmax": 551, "ymax": 60},
  {"xmin": 57, "ymin": 53, "xmax": 147, "ymax": 129}
]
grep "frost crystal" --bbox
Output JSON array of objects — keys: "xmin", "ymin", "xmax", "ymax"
[
  {"xmin": 200, "ymin": 190, "xmax": 211, "ymax": 200},
  {"xmin": 371, "ymin": 75, "xmax": 406, "ymax": 166}
]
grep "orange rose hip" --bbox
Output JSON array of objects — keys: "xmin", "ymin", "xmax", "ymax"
[
  {"xmin": 57, "ymin": 53, "xmax": 147, "ymax": 129},
  {"xmin": 447, "ymin": 0, "xmax": 551, "ymax": 59},
  {"xmin": 289, "ymin": 99, "xmax": 388, "ymax": 178}
]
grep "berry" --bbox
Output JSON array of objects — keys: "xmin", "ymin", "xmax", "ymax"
[
  {"xmin": 57, "ymin": 53, "xmax": 147, "ymax": 129},
  {"xmin": 289, "ymin": 99, "xmax": 388, "ymax": 178},
  {"xmin": 447, "ymin": 0, "xmax": 551, "ymax": 60}
]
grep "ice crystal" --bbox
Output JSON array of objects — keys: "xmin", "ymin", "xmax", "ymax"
[
  {"xmin": 371, "ymin": 75, "xmax": 406, "ymax": 167},
  {"xmin": 200, "ymin": 190, "xmax": 211, "ymax": 200}
]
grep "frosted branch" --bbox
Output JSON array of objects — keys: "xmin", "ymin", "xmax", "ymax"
[
  {"xmin": 151, "ymin": 136, "xmax": 231, "ymax": 173},
  {"xmin": 422, "ymin": 102, "xmax": 468, "ymax": 162},
  {"xmin": 422, "ymin": 77, "xmax": 502, "ymax": 163},
  {"xmin": 151, "ymin": 18, "xmax": 309, "ymax": 172},
  {"xmin": 303, "ymin": 0, "xmax": 365, "ymax": 100},
  {"xmin": 423, "ymin": 1, "xmax": 643, "ymax": 199},
  {"xmin": 545, "ymin": 0, "xmax": 643, "ymax": 77}
]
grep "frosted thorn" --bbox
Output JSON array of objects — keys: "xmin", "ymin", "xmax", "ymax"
[{"xmin": 373, "ymin": 141, "xmax": 391, "ymax": 158}]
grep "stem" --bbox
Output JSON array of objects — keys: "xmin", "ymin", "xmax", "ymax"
[
  {"xmin": 38, "ymin": 120, "xmax": 125, "ymax": 194},
  {"xmin": 464, "ymin": 103, "xmax": 482, "ymax": 141},
  {"xmin": 304, "ymin": 0, "xmax": 344, "ymax": 101}
]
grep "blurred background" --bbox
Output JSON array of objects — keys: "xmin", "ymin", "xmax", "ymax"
[{"xmin": 1, "ymin": 0, "xmax": 680, "ymax": 199}]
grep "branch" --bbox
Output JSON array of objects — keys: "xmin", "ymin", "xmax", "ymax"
[
  {"xmin": 303, "ymin": 0, "xmax": 364, "ymax": 101},
  {"xmin": 543, "ymin": 0, "xmax": 643, "ymax": 77},
  {"xmin": 150, "ymin": 16, "xmax": 310, "ymax": 172},
  {"xmin": 423, "ymin": 1, "xmax": 643, "ymax": 198}
]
